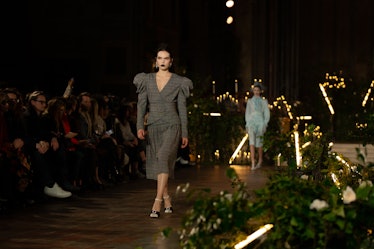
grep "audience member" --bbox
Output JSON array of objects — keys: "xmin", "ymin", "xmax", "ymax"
[
  {"xmin": 23, "ymin": 91, "xmax": 72, "ymax": 198},
  {"xmin": 74, "ymin": 92, "xmax": 102, "ymax": 189},
  {"xmin": 44, "ymin": 97, "xmax": 80, "ymax": 192},
  {"xmin": 115, "ymin": 103, "xmax": 145, "ymax": 179},
  {"xmin": 0, "ymin": 82, "xmax": 143, "ymax": 211},
  {"xmin": 128, "ymin": 101, "xmax": 146, "ymax": 173},
  {"xmin": 62, "ymin": 95, "xmax": 85, "ymax": 188}
]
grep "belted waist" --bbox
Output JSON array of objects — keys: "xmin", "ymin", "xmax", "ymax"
[{"xmin": 149, "ymin": 103, "xmax": 177, "ymax": 113}]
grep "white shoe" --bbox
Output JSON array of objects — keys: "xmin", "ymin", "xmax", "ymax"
[
  {"xmin": 179, "ymin": 158, "xmax": 189, "ymax": 165},
  {"xmin": 251, "ymin": 163, "xmax": 256, "ymax": 170},
  {"xmin": 44, "ymin": 183, "xmax": 72, "ymax": 198}
]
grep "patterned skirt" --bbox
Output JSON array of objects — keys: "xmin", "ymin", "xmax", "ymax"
[{"xmin": 146, "ymin": 123, "xmax": 181, "ymax": 180}]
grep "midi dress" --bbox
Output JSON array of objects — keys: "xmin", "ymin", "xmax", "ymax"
[
  {"xmin": 245, "ymin": 96, "xmax": 270, "ymax": 147},
  {"xmin": 133, "ymin": 72, "xmax": 193, "ymax": 180}
]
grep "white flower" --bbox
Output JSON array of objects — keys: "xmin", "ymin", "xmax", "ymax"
[
  {"xmin": 300, "ymin": 174, "xmax": 309, "ymax": 180},
  {"xmin": 224, "ymin": 193, "xmax": 233, "ymax": 201},
  {"xmin": 182, "ymin": 182, "xmax": 190, "ymax": 193},
  {"xmin": 310, "ymin": 199, "xmax": 329, "ymax": 211},
  {"xmin": 359, "ymin": 180, "xmax": 373, "ymax": 188},
  {"xmin": 342, "ymin": 186, "xmax": 356, "ymax": 204}
]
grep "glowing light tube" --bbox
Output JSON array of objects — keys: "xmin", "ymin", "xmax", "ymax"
[
  {"xmin": 229, "ymin": 134, "xmax": 248, "ymax": 164},
  {"xmin": 234, "ymin": 224, "xmax": 274, "ymax": 249}
]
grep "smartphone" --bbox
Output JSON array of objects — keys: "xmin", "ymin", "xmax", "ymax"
[{"xmin": 105, "ymin": 129, "xmax": 114, "ymax": 135}]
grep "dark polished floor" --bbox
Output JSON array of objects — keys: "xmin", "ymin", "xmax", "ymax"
[{"xmin": 0, "ymin": 164, "xmax": 272, "ymax": 249}]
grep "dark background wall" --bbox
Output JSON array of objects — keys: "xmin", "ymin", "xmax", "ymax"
[{"xmin": 1, "ymin": 0, "xmax": 374, "ymax": 111}]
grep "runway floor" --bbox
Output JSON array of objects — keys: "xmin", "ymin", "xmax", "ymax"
[{"xmin": 0, "ymin": 163, "xmax": 273, "ymax": 249}]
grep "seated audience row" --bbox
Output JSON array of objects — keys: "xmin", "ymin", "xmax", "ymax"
[{"xmin": 0, "ymin": 84, "xmax": 146, "ymax": 210}]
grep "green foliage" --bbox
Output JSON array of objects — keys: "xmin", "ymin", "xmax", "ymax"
[
  {"xmin": 354, "ymin": 113, "xmax": 374, "ymax": 146},
  {"xmin": 179, "ymin": 168, "xmax": 255, "ymax": 249},
  {"xmin": 187, "ymin": 85, "xmax": 244, "ymax": 163},
  {"xmin": 179, "ymin": 124, "xmax": 374, "ymax": 249}
]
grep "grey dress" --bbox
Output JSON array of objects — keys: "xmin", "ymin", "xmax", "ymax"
[{"xmin": 133, "ymin": 72, "xmax": 193, "ymax": 180}]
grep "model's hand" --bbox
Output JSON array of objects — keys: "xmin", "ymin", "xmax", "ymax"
[
  {"xmin": 137, "ymin": 129, "xmax": 146, "ymax": 140},
  {"xmin": 181, "ymin": 137, "xmax": 188, "ymax": 148}
]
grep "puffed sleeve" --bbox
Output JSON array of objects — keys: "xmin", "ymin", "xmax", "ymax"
[
  {"xmin": 178, "ymin": 77, "xmax": 193, "ymax": 138},
  {"xmin": 133, "ymin": 73, "xmax": 148, "ymax": 131},
  {"xmin": 133, "ymin": 72, "xmax": 147, "ymax": 93},
  {"xmin": 180, "ymin": 77, "xmax": 193, "ymax": 97}
]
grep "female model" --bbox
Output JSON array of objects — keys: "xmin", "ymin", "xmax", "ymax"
[
  {"xmin": 245, "ymin": 83, "xmax": 270, "ymax": 170},
  {"xmin": 133, "ymin": 44, "xmax": 193, "ymax": 218}
]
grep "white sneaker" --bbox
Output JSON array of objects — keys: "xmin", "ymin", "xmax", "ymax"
[
  {"xmin": 179, "ymin": 158, "xmax": 189, "ymax": 165},
  {"xmin": 44, "ymin": 183, "xmax": 72, "ymax": 198}
]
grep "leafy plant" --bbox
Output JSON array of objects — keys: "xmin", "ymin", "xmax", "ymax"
[
  {"xmin": 178, "ymin": 124, "xmax": 374, "ymax": 249},
  {"xmin": 187, "ymin": 87, "xmax": 244, "ymax": 164},
  {"xmin": 179, "ymin": 168, "xmax": 255, "ymax": 249}
]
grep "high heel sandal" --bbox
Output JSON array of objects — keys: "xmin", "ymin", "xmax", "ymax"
[
  {"xmin": 255, "ymin": 161, "xmax": 262, "ymax": 169},
  {"xmin": 163, "ymin": 195, "xmax": 173, "ymax": 213},
  {"xmin": 150, "ymin": 198, "xmax": 162, "ymax": 218},
  {"xmin": 251, "ymin": 162, "xmax": 256, "ymax": 170}
]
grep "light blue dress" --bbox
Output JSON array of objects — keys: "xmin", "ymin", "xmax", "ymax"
[{"xmin": 245, "ymin": 96, "xmax": 270, "ymax": 147}]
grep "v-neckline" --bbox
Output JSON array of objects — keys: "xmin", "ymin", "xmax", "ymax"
[{"xmin": 155, "ymin": 73, "xmax": 172, "ymax": 92}]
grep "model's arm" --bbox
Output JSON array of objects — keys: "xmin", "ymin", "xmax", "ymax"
[
  {"xmin": 177, "ymin": 77, "xmax": 193, "ymax": 139},
  {"xmin": 133, "ymin": 73, "xmax": 148, "ymax": 139},
  {"xmin": 263, "ymin": 99, "xmax": 270, "ymax": 125},
  {"xmin": 245, "ymin": 99, "xmax": 252, "ymax": 128}
]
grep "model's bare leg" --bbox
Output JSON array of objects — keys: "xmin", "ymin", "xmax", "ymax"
[
  {"xmin": 257, "ymin": 147, "xmax": 263, "ymax": 168},
  {"xmin": 152, "ymin": 173, "xmax": 169, "ymax": 211},
  {"xmin": 162, "ymin": 181, "xmax": 173, "ymax": 213},
  {"xmin": 250, "ymin": 144, "xmax": 256, "ymax": 169}
]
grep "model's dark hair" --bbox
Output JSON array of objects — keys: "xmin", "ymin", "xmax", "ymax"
[{"xmin": 155, "ymin": 42, "xmax": 173, "ymax": 58}]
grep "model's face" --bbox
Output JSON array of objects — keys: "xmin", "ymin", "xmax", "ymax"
[
  {"xmin": 156, "ymin": 51, "xmax": 172, "ymax": 71},
  {"xmin": 253, "ymin": 87, "xmax": 262, "ymax": 96}
]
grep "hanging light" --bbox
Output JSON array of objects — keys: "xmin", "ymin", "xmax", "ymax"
[
  {"xmin": 226, "ymin": 16, "xmax": 234, "ymax": 24},
  {"xmin": 226, "ymin": 0, "xmax": 234, "ymax": 8}
]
